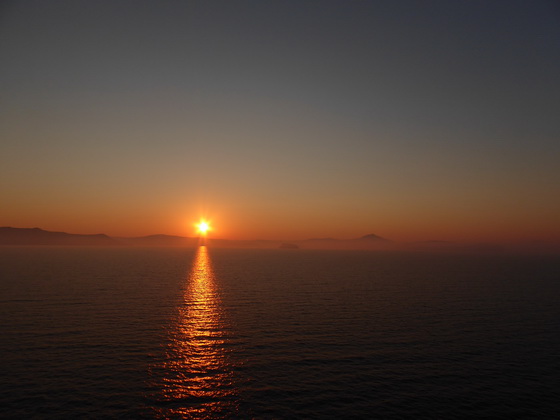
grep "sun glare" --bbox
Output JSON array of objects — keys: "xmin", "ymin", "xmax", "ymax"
[{"xmin": 196, "ymin": 220, "xmax": 211, "ymax": 236}]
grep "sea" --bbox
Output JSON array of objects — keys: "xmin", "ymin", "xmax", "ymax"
[{"xmin": 1, "ymin": 246, "xmax": 559, "ymax": 419}]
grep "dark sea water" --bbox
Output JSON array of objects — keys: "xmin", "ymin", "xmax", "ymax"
[{"xmin": 1, "ymin": 246, "xmax": 559, "ymax": 419}]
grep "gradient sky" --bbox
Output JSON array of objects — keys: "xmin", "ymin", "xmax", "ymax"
[{"xmin": 1, "ymin": 0, "xmax": 559, "ymax": 242}]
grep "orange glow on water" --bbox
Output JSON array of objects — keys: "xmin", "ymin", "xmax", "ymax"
[{"xmin": 156, "ymin": 246, "xmax": 237, "ymax": 418}]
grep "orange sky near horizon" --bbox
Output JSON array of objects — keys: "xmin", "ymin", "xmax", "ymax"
[{"xmin": 3, "ymin": 192, "xmax": 559, "ymax": 244}]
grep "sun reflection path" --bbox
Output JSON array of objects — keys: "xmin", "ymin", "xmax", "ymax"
[{"xmin": 156, "ymin": 246, "xmax": 237, "ymax": 418}]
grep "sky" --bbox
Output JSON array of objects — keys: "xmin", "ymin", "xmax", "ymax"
[{"xmin": 1, "ymin": 0, "xmax": 559, "ymax": 242}]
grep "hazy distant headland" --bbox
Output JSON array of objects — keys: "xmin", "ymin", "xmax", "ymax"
[
  {"xmin": 0, "ymin": 227, "xmax": 391, "ymax": 250},
  {"xmin": 1, "ymin": 227, "xmax": 558, "ymax": 254},
  {"xmin": 0, "ymin": 227, "xmax": 119, "ymax": 246}
]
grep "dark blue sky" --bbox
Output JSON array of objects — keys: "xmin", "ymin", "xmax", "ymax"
[{"xmin": 1, "ymin": 1, "xmax": 559, "ymax": 240}]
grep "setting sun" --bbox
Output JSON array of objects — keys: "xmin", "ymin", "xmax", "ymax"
[{"xmin": 196, "ymin": 220, "xmax": 211, "ymax": 236}]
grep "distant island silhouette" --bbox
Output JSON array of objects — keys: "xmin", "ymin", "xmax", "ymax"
[
  {"xmin": 0, "ymin": 227, "xmax": 118, "ymax": 246},
  {"xmin": 2, "ymin": 227, "xmax": 558, "ymax": 254},
  {"xmin": 0, "ymin": 227, "xmax": 392, "ymax": 250},
  {"xmin": 279, "ymin": 243, "xmax": 299, "ymax": 249}
]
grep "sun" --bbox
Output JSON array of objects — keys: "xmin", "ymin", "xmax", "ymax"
[{"xmin": 196, "ymin": 220, "xmax": 211, "ymax": 236}]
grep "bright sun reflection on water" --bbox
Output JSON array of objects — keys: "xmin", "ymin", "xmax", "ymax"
[{"xmin": 156, "ymin": 246, "xmax": 237, "ymax": 418}]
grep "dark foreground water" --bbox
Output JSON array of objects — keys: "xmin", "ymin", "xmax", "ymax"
[{"xmin": 1, "ymin": 247, "xmax": 559, "ymax": 418}]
